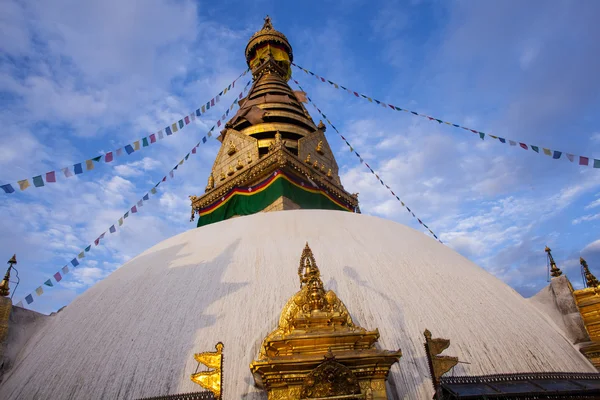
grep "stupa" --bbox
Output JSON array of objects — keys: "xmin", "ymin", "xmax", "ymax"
[{"xmin": 1, "ymin": 16, "xmax": 599, "ymax": 400}]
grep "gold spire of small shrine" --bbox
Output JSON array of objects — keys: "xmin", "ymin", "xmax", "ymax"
[
  {"xmin": 0, "ymin": 255, "xmax": 16, "ymax": 297},
  {"xmin": 190, "ymin": 342, "xmax": 224, "ymax": 399},
  {"xmin": 545, "ymin": 246, "xmax": 562, "ymax": 278},
  {"xmin": 581, "ymin": 257, "xmax": 599, "ymax": 288},
  {"xmin": 424, "ymin": 329, "xmax": 459, "ymax": 398}
]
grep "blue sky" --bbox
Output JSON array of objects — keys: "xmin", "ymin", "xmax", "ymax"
[{"xmin": 1, "ymin": 0, "xmax": 599, "ymax": 314}]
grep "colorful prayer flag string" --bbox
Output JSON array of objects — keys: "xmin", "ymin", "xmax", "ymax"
[
  {"xmin": 291, "ymin": 63, "xmax": 600, "ymax": 170},
  {"xmin": 16, "ymin": 81, "xmax": 252, "ymax": 308},
  {"xmin": 293, "ymin": 78, "xmax": 443, "ymax": 243},
  {"xmin": 1, "ymin": 70, "xmax": 250, "ymax": 195}
]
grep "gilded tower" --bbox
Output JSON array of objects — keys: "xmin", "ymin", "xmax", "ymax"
[{"xmin": 190, "ymin": 17, "xmax": 359, "ymax": 227}]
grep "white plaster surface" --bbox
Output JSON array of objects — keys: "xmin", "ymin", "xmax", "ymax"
[{"xmin": 0, "ymin": 210, "xmax": 595, "ymax": 399}]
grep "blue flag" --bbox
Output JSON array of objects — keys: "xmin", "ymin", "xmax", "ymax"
[{"xmin": 25, "ymin": 294, "xmax": 34, "ymax": 304}]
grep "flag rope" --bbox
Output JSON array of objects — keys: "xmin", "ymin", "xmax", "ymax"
[
  {"xmin": 1, "ymin": 69, "xmax": 250, "ymax": 195},
  {"xmin": 15, "ymin": 80, "xmax": 252, "ymax": 308},
  {"xmin": 293, "ymin": 78, "xmax": 443, "ymax": 243},
  {"xmin": 291, "ymin": 63, "xmax": 600, "ymax": 169}
]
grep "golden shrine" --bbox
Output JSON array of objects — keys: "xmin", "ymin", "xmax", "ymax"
[{"xmin": 249, "ymin": 243, "xmax": 401, "ymax": 399}]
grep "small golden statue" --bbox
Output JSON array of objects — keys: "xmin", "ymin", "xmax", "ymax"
[
  {"xmin": 227, "ymin": 141, "xmax": 237, "ymax": 156},
  {"xmin": 305, "ymin": 154, "xmax": 311, "ymax": 164},
  {"xmin": 316, "ymin": 140, "xmax": 324, "ymax": 154},
  {"xmin": 317, "ymin": 120, "xmax": 326, "ymax": 131},
  {"xmin": 327, "ymin": 169, "xmax": 332, "ymax": 178},
  {"xmin": 236, "ymin": 159, "xmax": 244, "ymax": 170},
  {"xmin": 205, "ymin": 173, "xmax": 214, "ymax": 192},
  {"xmin": 320, "ymin": 163, "xmax": 325, "ymax": 172},
  {"xmin": 313, "ymin": 160, "xmax": 319, "ymax": 169},
  {"xmin": 227, "ymin": 165, "xmax": 235, "ymax": 176},
  {"xmin": 220, "ymin": 172, "xmax": 226, "ymax": 181}
]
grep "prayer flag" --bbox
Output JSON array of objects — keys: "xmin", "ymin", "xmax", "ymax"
[
  {"xmin": 499, "ymin": 138, "xmax": 506, "ymax": 144},
  {"xmin": 137, "ymin": 200, "xmax": 143, "ymax": 207},
  {"xmin": 71, "ymin": 258, "xmax": 79, "ymax": 267},
  {"xmin": 18, "ymin": 179, "xmax": 30, "ymax": 191},
  {"xmin": 184, "ymin": 154, "xmax": 189, "ymax": 161},
  {"xmin": 158, "ymin": 131, "xmax": 164, "ymax": 139},
  {"xmin": 62, "ymin": 167, "xmax": 73, "ymax": 177},
  {"xmin": 217, "ymin": 120, "xmax": 221, "ymax": 127},
  {"xmin": 92, "ymin": 156, "xmax": 101, "ymax": 162},
  {"xmin": 54, "ymin": 272, "xmax": 62, "ymax": 282},
  {"xmin": 116, "ymin": 148, "xmax": 124, "ymax": 156},
  {"xmin": 178, "ymin": 120, "xmax": 184, "ymax": 129},
  {"xmin": 150, "ymin": 187, "xmax": 157, "ymax": 194},
  {"xmin": 143, "ymin": 193, "xmax": 149, "ymax": 201},
  {"xmin": 125, "ymin": 145, "xmax": 135, "ymax": 154},
  {"xmin": 211, "ymin": 98, "xmax": 215, "ymax": 107},
  {"xmin": 105, "ymin": 152, "xmax": 114, "ymax": 162},
  {"xmin": 35, "ymin": 286, "xmax": 43, "ymax": 296},
  {"xmin": 118, "ymin": 217, "xmax": 123, "ymax": 226},
  {"xmin": 170, "ymin": 170, "xmax": 174, "ymax": 178},
  {"xmin": 44, "ymin": 279, "xmax": 53, "ymax": 287},
  {"xmin": 165, "ymin": 126, "xmax": 172, "ymax": 136},
  {"xmin": 202, "ymin": 105, "xmax": 206, "ymax": 113},
  {"xmin": 85, "ymin": 245, "xmax": 91, "ymax": 252},
  {"xmin": 185, "ymin": 116, "xmax": 190, "ymax": 125},
  {"xmin": 191, "ymin": 112, "xmax": 195, "ymax": 121},
  {"xmin": 543, "ymin": 148, "xmax": 552, "ymax": 156},
  {"xmin": 62, "ymin": 265, "xmax": 69, "ymax": 274},
  {"xmin": 32, "ymin": 175, "xmax": 44, "ymax": 187},
  {"xmin": 133, "ymin": 141, "xmax": 141, "ymax": 151},
  {"xmin": 595, "ymin": 159, "xmax": 600, "ymax": 168},
  {"xmin": 25, "ymin": 294, "xmax": 33, "ymax": 304},
  {"xmin": 519, "ymin": 143, "xmax": 528, "ymax": 150},
  {"xmin": 78, "ymin": 252, "xmax": 84, "ymax": 259},
  {"xmin": 239, "ymin": 93, "xmax": 243, "ymax": 99},
  {"xmin": 553, "ymin": 151, "xmax": 562, "ymax": 159},
  {"xmin": 509, "ymin": 140, "xmax": 516, "ymax": 146},
  {"xmin": 196, "ymin": 109, "xmax": 201, "ymax": 116},
  {"xmin": 124, "ymin": 211, "xmax": 129, "ymax": 219},
  {"xmin": 1, "ymin": 184, "xmax": 15, "ymax": 194},
  {"xmin": 216, "ymin": 95, "xmax": 220, "ymax": 103},
  {"xmin": 94, "ymin": 238, "xmax": 100, "ymax": 246},
  {"xmin": 85, "ymin": 159, "xmax": 94, "ymax": 170},
  {"xmin": 207, "ymin": 130, "xmax": 212, "ymax": 138},
  {"xmin": 131, "ymin": 205, "xmax": 137, "ymax": 213},
  {"xmin": 479, "ymin": 132, "xmax": 485, "ymax": 140},
  {"xmin": 531, "ymin": 146, "xmax": 539, "ymax": 153},
  {"xmin": 109, "ymin": 225, "xmax": 116, "ymax": 233},
  {"xmin": 150, "ymin": 134, "xmax": 156, "ymax": 143},
  {"xmin": 142, "ymin": 137, "xmax": 149, "ymax": 147},
  {"xmin": 566, "ymin": 153, "xmax": 574, "ymax": 162},
  {"xmin": 172, "ymin": 123, "xmax": 178, "ymax": 133},
  {"xmin": 46, "ymin": 171, "xmax": 56, "ymax": 183}
]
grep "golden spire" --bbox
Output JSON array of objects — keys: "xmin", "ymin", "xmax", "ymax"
[
  {"xmin": 545, "ymin": 246, "xmax": 562, "ymax": 278},
  {"xmin": 0, "ymin": 255, "xmax": 16, "ymax": 297},
  {"xmin": 581, "ymin": 257, "xmax": 599, "ymax": 288}
]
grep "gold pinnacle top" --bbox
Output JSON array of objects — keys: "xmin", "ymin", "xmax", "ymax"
[
  {"xmin": 298, "ymin": 242, "xmax": 320, "ymax": 289},
  {"xmin": 545, "ymin": 246, "xmax": 562, "ymax": 278},
  {"xmin": 245, "ymin": 15, "xmax": 293, "ymax": 68},
  {"xmin": 0, "ymin": 255, "xmax": 16, "ymax": 297},
  {"xmin": 581, "ymin": 257, "xmax": 599, "ymax": 288}
]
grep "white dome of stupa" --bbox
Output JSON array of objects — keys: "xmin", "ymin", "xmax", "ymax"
[{"xmin": 0, "ymin": 210, "xmax": 594, "ymax": 399}]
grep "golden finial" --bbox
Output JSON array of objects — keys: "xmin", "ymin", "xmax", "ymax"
[
  {"xmin": 274, "ymin": 131, "xmax": 282, "ymax": 144},
  {"xmin": 327, "ymin": 169, "xmax": 332, "ymax": 178},
  {"xmin": 227, "ymin": 141, "xmax": 237, "ymax": 156},
  {"xmin": 316, "ymin": 140, "xmax": 323, "ymax": 154},
  {"xmin": 305, "ymin": 153, "xmax": 311, "ymax": 164},
  {"xmin": 191, "ymin": 342, "xmax": 224, "ymax": 399},
  {"xmin": 262, "ymin": 15, "xmax": 273, "ymax": 31},
  {"xmin": 236, "ymin": 159, "xmax": 244, "ymax": 170},
  {"xmin": 205, "ymin": 173, "xmax": 214, "ymax": 192},
  {"xmin": 317, "ymin": 120, "xmax": 326, "ymax": 132},
  {"xmin": 0, "ymin": 255, "xmax": 16, "ymax": 297},
  {"xmin": 298, "ymin": 242, "xmax": 320, "ymax": 289},
  {"xmin": 545, "ymin": 246, "xmax": 562, "ymax": 278},
  {"xmin": 581, "ymin": 257, "xmax": 599, "ymax": 288}
]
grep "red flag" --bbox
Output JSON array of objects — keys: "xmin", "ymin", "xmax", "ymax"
[
  {"xmin": 353, "ymin": 92, "xmax": 359, "ymax": 97},
  {"xmin": 519, "ymin": 143, "xmax": 528, "ymax": 150},
  {"xmin": 192, "ymin": 147, "xmax": 197, "ymax": 154},
  {"xmin": 105, "ymin": 152, "xmax": 114, "ymax": 162},
  {"xmin": 131, "ymin": 205, "xmax": 138, "ymax": 213},
  {"xmin": 217, "ymin": 120, "xmax": 221, "ymax": 127},
  {"xmin": 580, "ymin": 156, "xmax": 589, "ymax": 166},
  {"xmin": 94, "ymin": 238, "xmax": 100, "ymax": 246},
  {"xmin": 45, "ymin": 171, "xmax": 56, "ymax": 183},
  {"xmin": 211, "ymin": 98, "xmax": 215, "ymax": 106},
  {"xmin": 150, "ymin": 134, "xmax": 156, "ymax": 143},
  {"xmin": 54, "ymin": 272, "xmax": 62, "ymax": 282},
  {"xmin": 184, "ymin": 116, "xmax": 190, "ymax": 124}
]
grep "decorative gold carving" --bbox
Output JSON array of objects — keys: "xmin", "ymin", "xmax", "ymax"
[
  {"xmin": 300, "ymin": 351, "xmax": 362, "ymax": 399},
  {"xmin": 250, "ymin": 243, "xmax": 401, "ymax": 399},
  {"xmin": 305, "ymin": 154, "xmax": 311, "ymax": 164},
  {"xmin": 227, "ymin": 141, "xmax": 237, "ymax": 156},
  {"xmin": 205, "ymin": 174, "xmax": 214, "ymax": 193},
  {"xmin": 316, "ymin": 140, "xmax": 323, "ymax": 155},
  {"xmin": 424, "ymin": 329, "xmax": 458, "ymax": 391},
  {"xmin": 236, "ymin": 159, "xmax": 244, "ymax": 170},
  {"xmin": 545, "ymin": 246, "xmax": 562, "ymax": 277},
  {"xmin": 220, "ymin": 172, "xmax": 226, "ymax": 181},
  {"xmin": 227, "ymin": 166, "xmax": 235, "ymax": 176},
  {"xmin": 190, "ymin": 342, "xmax": 223, "ymax": 399},
  {"xmin": 582, "ymin": 257, "xmax": 599, "ymax": 288},
  {"xmin": 320, "ymin": 164, "xmax": 325, "ymax": 172},
  {"xmin": 247, "ymin": 153, "xmax": 253, "ymax": 164},
  {"xmin": 268, "ymin": 131, "xmax": 286, "ymax": 153},
  {"xmin": 327, "ymin": 169, "xmax": 332, "ymax": 178},
  {"xmin": 313, "ymin": 160, "xmax": 319, "ymax": 169}
]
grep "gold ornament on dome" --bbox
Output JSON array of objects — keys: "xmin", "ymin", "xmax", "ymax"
[
  {"xmin": 205, "ymin": 173, "xmax": 214, "ymax": 193},
  {"xmin": 227, "ymin": 141, "xmax": 237, "ymax": 156},
  {"xmin": 424, "ymin": 329, "xmax": 458, "ymax": 391},
  {"xmin": 190, "ymin": 342, "xmax": 224, "ymax": 399},
  {"xmin": 236, "ymin": 159, "xmax": 244, "ymax": 170},
  {"xmin": 316, "ymin": 140, "xmax": 324, "ymax": 154},
  {"xmin": 227, "ymin": 166, "xmax": 235, "ymax": 176},
  {"xmin": 545, "ymin": 246, "xmax": 562, "ymax": 277},
  {"xmin": 219, "ymin": 172, "xmax": 226, "ymax": 181},
  {"xmin": 304, "ymin": 154, "xmax": 311, "ymax": 164}
]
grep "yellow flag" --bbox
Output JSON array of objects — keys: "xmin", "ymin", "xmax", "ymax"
[
  {"xmin": 86, "ymin": 159, "xmax": 94, "ymax": 170},
  {"xmin": 191, "ymin": 342, "xmax": 223, "ymax": 398},
  {"xmin": 172, "ymin": 123, "xmax": 178, "ymax": 133},
  {"xmin": 118, "ymin": 218, "xmax": 123, "ymax": 226},
  {"xmin": 333, "ymin": 83, "xmax": 339, "ymax": 89},
  {"xmin": 543, "ymin": 148, "xmax": 552, "ymax": 156},
  {"xmin": 35, "ymin": 286, "xmax": 43, "ymax": 296},
  {"xmin": 367, "ymin": 97, "xmax": 373, "ymax": 102},
  {"xmin": 78, "ymin": 252, "xmax": 85, "ymax": 259},
  {"xmin": 18, "ymin": 179, "xmax": 30, "ymax": 191}
]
